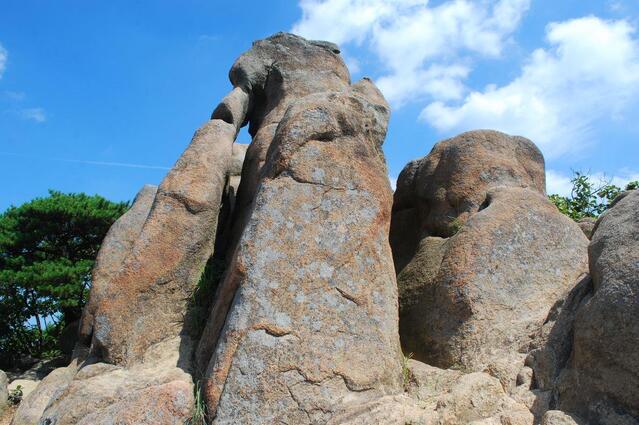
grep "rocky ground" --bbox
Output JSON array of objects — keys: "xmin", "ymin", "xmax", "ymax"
[{"xmin": 3, "ymin": 33, "xmax": 638, "ymax": 425}]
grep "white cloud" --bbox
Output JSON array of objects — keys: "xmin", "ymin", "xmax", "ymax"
[
  {"xmin": 0, "ymin": 43, "xmax": 7, "ymax": 78},
  {"xmin": 546, "ymin": 170, "xmax": 574, "ymax": 196},
  {"xmin": 292, "ymin": 0, "xmax": 530, "ymax": 105},
  {"xmin": 546, "ymin": 169, "xmax": 639, "ymax": 196},
  {"xmin": 422, "ymin": 17, "xmax": 639, "ymax": 159},
  {"xmin": 19, "ymin": 107, "xmax": 47, "ymax": 123}
]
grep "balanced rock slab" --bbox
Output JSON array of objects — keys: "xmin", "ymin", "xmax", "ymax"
[
  {"xmin": 88, "ymin": 119, "xmax": 235, "ymax": 365},
  {"xmin": 202, "ymin": 82, "xmax": 402, "ymax": 424}
]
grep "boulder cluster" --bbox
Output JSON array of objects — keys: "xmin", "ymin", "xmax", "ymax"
[{"xmin": 6, "ymin": 33, "xmax": 638, "ymax": 425}]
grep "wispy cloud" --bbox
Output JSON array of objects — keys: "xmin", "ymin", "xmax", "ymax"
[
  {"xmin": 0, "ymin": 152, "xmax": 171, "ymax": 170},
  {"xmin": 198, "ymin": 34, "xmax": 219, "ymax": 42},
  {"xmin": 0, "ymin": 43, "xmax": 7, "ymax": 78},
  {"xmin": 19, "ymin": 107, "xmax": 47, "ymax": 123},
  {"xmin": 4, "ymin": 90, "xmax": 26, "ymax": 101}
]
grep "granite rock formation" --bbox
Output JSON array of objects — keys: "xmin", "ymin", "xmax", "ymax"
[
  {"xmin": 529, "ymin": 190, "xmax": 639, "ymax": 424},
  {"xmin": 391, "ymin": 130, "xmax": 589, "ymax": 388},
  {"xmin": 10, "ymin": 32, "xmax": 638, "ymax": 425}
]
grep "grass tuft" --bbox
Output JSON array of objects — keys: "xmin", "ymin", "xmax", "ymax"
[
  {"xmin": 187, "ymin": 381, "xmax": 208, "ymax": 425},
  {"xmin": 402, "ymin": 352, "xmax": 414, "ymax": 391}
]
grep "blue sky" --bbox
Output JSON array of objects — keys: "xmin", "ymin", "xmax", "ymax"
[{"xmin": 1, "ymin": 0, "xmax": 638, "ymax": 212}]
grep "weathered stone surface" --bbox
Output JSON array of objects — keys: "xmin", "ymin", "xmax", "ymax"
[
  {"xmin": 525, "ymin": 275, "xmax": 592, "ymax": 391},
  {"xmin": 216, "ymin": 32, "xmax": 352, "ymax": 268},
  {"xmin": 196, "ymin": 32, "xmax": 352, "ymax": 371},
  {"xmin": 200, "ymin": 81, "xmax": 401, "ymax": 424},
  {"xmin": 327, "ymin": 394, "xmax": 434, "ymax": 425},
  {"xmin": 576, "ymin": 217, "xmax": 596, "ymax": 239},
  {"xmin": 211, "ymin": 86, "xmax": 250, "ymax": 130},
  {"xmin": 78, "ymin": 184, "xmax": 158, "ymax": 345},
  {"xmin": 330, "ymin": 360, "xmax": 534, "ymax": 425},
  {"xmin": 397, "ymin": 184, "xmax": 588, "ymax": 378},
  {"xmin": 554, "ymin": 190, "xmax": 639, "ymax": 424},
  {"xmin": 392, "ymin": 130, "xmax": 546, "ymax": 243},
  {"xmin": 7, "ymin": 381, "xmax": 39, "ymax": 401},
  {"xmin": 391, "ymin": 131, "xmax": 588, "ymax": 389},
  {"xmin": 541, "ymin": 410, "xmax": 582, "ymax": 425},
  {"xmin": 229, "ymin": 32, "xmax": 349, "ymax": 134},
  {"xmin": 397, "ymin": 236, "xmax": 447, "ymax": 358},
  {"xmin": 9, "ymin": 360, "xmax": 78, "ymax": 425},
  {"xmin": 229, "ymin": 143, "xmax": 248, "ymax": 176},
  {"xmin": 35, "ymin": 337, "xmax": 193, "ymax": 425},
  {"xmin": 88, "ymin": 120, "xmax": 234, "ymax": 365},
  {"xmin": 18, "ymin": 115, "xmax": 238, "ymax": 424}
]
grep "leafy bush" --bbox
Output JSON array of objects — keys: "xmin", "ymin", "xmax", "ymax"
[
  {"xmin": 0, "ymin": 190, "xmax": 127, "ymax": 369},
  {"xmin": 548, "ymin": 171, "xmax": 638, "ymax": 221},
  {"xmin": 8, "ymin": 385, "xmax": 23, "ymax": 405}
]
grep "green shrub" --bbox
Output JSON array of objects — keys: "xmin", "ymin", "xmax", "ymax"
[
  {"xmin": 548, "ymin": 171, "xmax": 638, "ymax": 221},
  {"xmin": 8, "ymin": 385, "xmax": 24, "ymax": 405}
]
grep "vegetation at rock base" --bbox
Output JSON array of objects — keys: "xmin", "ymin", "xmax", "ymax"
[
  {"xmin": 187, "ymin": 381, "xmax": 208, "ymax": 425},
  {"xmin": 402, "ymin": 352, "xmax": 414, "ymax": 391},
  {"xmin": 0, "ymin": 190, "xmax": 128, "ymax": 369},
  {"xmin": 549, "ymin": 171, "xmax": 639, "ymax": 220},
  {"xmin": 187, "ymin": 256, "xmax": 226, "ymax": 340},
  {"xmin": 8, "ymin": 385, "xmax": 24, "ymax": 405}
]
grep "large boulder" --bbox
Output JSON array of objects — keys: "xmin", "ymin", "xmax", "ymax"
[
  {"xmin": 15, "ymin": 115, "xmax": 240, "ymax": 423},
  {"xmin": 220, "ymin": 32, "xmax": 352, "ymax": 263},
  {"xmin": 391, "ymin": 131, "xmax": 589, "ymax": 387},
  {"xmin": 196, "ymin": 32, "xmax": 352, "ymax": 371},
  {"xmin": 9, "ymin": 359, "xmax": 79, "ymax": 425},
  {"xmin": 553, "ymin": 190, "xmax": 639, "ymax": 424},
  {"xmin": 392, "ymin": 130, "xmax": 545, "ymax": 246},
  {"xmin": 200, "ymin": 80, "xmax": 402, "ymax": 423},
  {"xmin": 33, "ymin": 338, "xmax": 193, "ymax": 425},
  {"xmin": 86, "ymin": 119, "xmax": 234, "ymax": 365}
]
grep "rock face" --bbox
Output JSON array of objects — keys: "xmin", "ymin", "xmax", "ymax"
[
  {"xmin": 391, "ymin": 130, "xmax": 589, "ymax": 384},
  {"xmin": 86, "ymin": 119, "xmax": 234, "ymax": 365},
  {"xmin": 576, "ymin": 217, "xmax": 596, "ymax": 239},
  {"xmin": 222, "ymin": 33, "xmax": 352, "ymax": 263},
  {"xmin": 32, "ymin": 339, "xmax": 193, "ymax": 425},
  {"xmin": 543, "ymin": 190, "xmax": 639, "ymax": 424},
  {"xmin": 196, "ymin": 33, "xmax": 352, "ymax": 374},
  {"xmin": 330, "ymin": 360, "xmax": 533, "ymax": 424},
  {"xmin": 7, "ymin": 380, "xmax": 39, "ymax": 401},
  {"xmin": 392, "ymin": 130, "xmax": 545, "ymax": 246},
  {"xmin": 15, "ymin": 32, "xmax": 638, "ymax": 425},
  {"xmin": 200, "ymin": 80, "xmax": 402, "ymax": 422},
  {"xmin": 77, "ymin": 184, "xmax": 158, "ymax": 348},
  {"xmin": 15, "ymin": 104, "xmax": 242, "ymax": 422}
]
